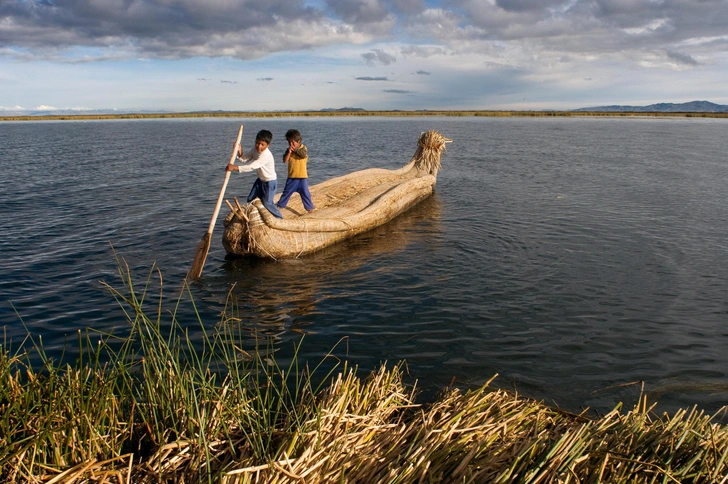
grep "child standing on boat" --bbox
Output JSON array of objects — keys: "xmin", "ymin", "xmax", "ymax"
[
  {"xmin": 276, "ymin": 129, "xmax": 315, "ymax": 213},
  {"xmin": 226, "ymin": 129, "xmax": 283, "ymax": 219}
]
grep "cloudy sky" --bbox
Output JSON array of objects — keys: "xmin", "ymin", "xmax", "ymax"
[{"xmin": 1, "ymin": 0, "xmax": 727, "ymax": 113}]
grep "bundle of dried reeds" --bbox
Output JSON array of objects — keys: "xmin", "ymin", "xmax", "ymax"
[
  {"xmin": 411, "ymin": 130, "xmax": 451, "ymax": 175},
  {"xmin": 3, "ymin": 262, "xmax": 728, "ymax": 483}
]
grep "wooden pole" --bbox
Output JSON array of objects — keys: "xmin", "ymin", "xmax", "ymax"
[{"xmin": 187, "ymin": 125, "xmax": 244, "ymax": 280}]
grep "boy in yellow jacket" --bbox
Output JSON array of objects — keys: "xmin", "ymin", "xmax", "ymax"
[{"xmin": 276, "ymin": 129, "xmax": 315, "ymax": 212}]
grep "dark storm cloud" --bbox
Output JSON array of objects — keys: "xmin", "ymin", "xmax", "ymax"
[
  {"xmin": 390, "ymin": 0, "xmax": 426, "ymax": 15},
  {"xmin": 355, "ymin": 76, "xmax": 389, "ymax": 81},
  {"xmin": 383, "ymin": 89, "xmax": 414, "ymax": 94},
  {"xmin": 444, "ymin": 0, "xmax": 728, "ymax": 58},
  {"xmin": 0, "ymin": 0, "xmax": 351, "ymax": 60},
  {"xmin": 495, "ymin": 0, "xmax": 564, "ymax": 14},
  {"xmin": 324, "ymin": 0, "xmax": 389, "ymax": 23},
  {"xmin": 666, "ymin": 50, "xmax": 699, "ymax": 66},
  {"xmin": 362, "ymin": 48, "xmax": 396, "ymax": 65},
  {"xmin": 415, "ymin": 70, "xmax": 431, "ymax": 75},
  {"xmin": 0, "ymin": 0, "xmax": 294, "ymax": 43},
  {"xmin": 2, "ymin": 0, "xmax": 727, "ymax": 67}
]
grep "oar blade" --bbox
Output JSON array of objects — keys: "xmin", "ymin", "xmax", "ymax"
[{"xmin": 188, "ymin": 232, "xmax": 211, "ymax": 281}]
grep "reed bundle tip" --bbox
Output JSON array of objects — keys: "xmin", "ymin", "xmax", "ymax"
[{"xmin": 413, "ymin": 130, "xmax": 451, "ymax": 174}]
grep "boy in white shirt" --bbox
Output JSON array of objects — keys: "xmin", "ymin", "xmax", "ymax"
[{"xmin": 225, "ymin": 129, "xmax": 283, "ymax": 219}]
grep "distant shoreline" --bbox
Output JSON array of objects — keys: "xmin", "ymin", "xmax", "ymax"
[{"xmin": 2, "ymin": 110, "xmax": 728, "ymax": 122}]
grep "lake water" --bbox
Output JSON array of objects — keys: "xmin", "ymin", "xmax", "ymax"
[{"xmin": 2, "ymin": 116, "xmax": 728, "ymax": 416}]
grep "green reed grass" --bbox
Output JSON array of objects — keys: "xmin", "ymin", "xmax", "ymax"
[
  {"xmin": 1, "ymin": 258, "xmax": 342, "ymax": 482},
  {"xmin": 2, "ymin": 258, "xmax": 728, "ymax": 482}
]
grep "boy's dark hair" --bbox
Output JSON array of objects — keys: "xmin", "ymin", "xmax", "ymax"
[
  {"xmin": 255, "ymin": 130, "xmax": 273, "ymax": 144},
  {"xmin": 285, "ymin": 129, "xmax": 302, "ymax": 142}
]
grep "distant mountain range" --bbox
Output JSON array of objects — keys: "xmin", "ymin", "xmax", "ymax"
[
  {"xmin": 319, "ymin": 107, "xmax": 366, "ymax": 112},
  {"xmin": 572, "ymin": 100, "xmax": 728, "ymax": 113}
]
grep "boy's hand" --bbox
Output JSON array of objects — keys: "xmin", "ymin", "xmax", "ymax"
[{"xmin": 225, "ymin": 164, "xmax": 237, "ymax": 172}]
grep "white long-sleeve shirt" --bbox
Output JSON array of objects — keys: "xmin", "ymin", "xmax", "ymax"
[{"xmin": 237, "ymin": 147, "xmax": 277, "ymax": 182}]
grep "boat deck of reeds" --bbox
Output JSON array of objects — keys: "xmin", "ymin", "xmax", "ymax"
[{"xmin": 222, "ymin": 130, "xmax": 451, "ymax": 259}]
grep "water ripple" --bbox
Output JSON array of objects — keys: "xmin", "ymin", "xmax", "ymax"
[{"xmin": 3, "ymin": 117, "xmax": 728, "ymax": 415}]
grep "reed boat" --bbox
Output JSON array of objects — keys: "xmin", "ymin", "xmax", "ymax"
[{"xmin": 222, "ymin": 130, "xmax": 451, "ymax": 259}]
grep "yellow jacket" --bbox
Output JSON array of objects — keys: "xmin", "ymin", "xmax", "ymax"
[{"xmin": 287, "ymin": 144, "xmax": 309, "ymax": 178}]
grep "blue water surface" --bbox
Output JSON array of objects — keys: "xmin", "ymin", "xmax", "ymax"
[{"xmin": 2, "ymin": 116, "xmax": 728, "ymax": 415}]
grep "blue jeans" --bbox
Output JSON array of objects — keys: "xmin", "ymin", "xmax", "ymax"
[
  {"xmin": 277, "ymin": 178, "xmax": 314, "ymax": 211},
  {"xmin": 247, "ymin": 178, "xmax": 283, "ymax": 219}
]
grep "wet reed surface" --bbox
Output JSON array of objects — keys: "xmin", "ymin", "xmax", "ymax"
[{"xmin": 2, "ymin": 116, "xmax": 728, "ymax": 416}]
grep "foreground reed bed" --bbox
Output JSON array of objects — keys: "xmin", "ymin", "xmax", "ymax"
[{"xmin": 2, "ymin": 260, "xmax": 728, "ymax": 483}]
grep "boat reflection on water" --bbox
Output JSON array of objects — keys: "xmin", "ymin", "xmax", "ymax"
[{"xmin": 208, "ymin": 194, "xmax": 443, "ymax": 347}]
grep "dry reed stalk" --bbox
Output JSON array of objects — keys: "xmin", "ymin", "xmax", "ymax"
[
  {"xmin": 39, "ymin": 454, "xmax": 134, "ymax": 484},
  {"xmin": 411, "ymin": 130, "xmax": 451, "ymax": 175},
  {"xmin": 6, "ymin": 359, "xmax": 728, "ymax": 483},
  {"xmin": 221, "ymin": 372, "xmax": 728, "ymax": 484},
  {"xmin": 225, "ymin": 199, "xmax": 248, "ymax": 224},
  {"xmin": 233, "ymin": 197, "xmax": 249, "ymax": 222}
]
